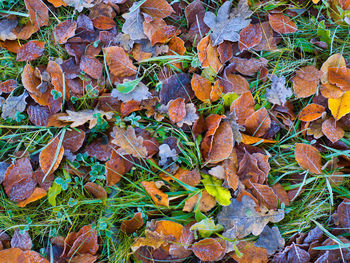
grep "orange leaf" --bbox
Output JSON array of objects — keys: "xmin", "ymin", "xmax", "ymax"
[
  {"xmin": 298, "ymin": 103, "xmax": 325, "ymax": 122},
  {"xmin": 17, "ymin": 187, "xmax": 47, "ymax": 207},
  {"xmin": 244, "ymin": 107, "xmax": 271, "ymax": 137},
  {"xmin": 80, "ymin": 55, "xmax": 103, "ymax": 79},
  {"xmin": 154, "ymin": 220, "xmax": 184, "ymax": 241},
  {"xmin": 24, "ymin": 0, "xmax": 49, "ymax": 28},
  {"xmin": 251, "ymin": 183, "xmax": 278, "ymax": 210},
  {"xmin": 121, "ymin": 212, "xmax": 144, "ymax": 234},
  {"xmin": 92, "ymin": 16, "xmax": 116, "ymax": 30},
  {"xmin": 210, "ymin": 80, "xmax": 223, "ymax": 102},
  {"xmin": 320, "ymin": 53, "xmax": 346, "ymax": 84},
  {"xmin": 0, "ymin": 248, "xmax": 49, "ymax": 263},
  {"xmin": 293, "ymin": 65, "xmax": 320, "ymax": 98},
  {"xmin": 295, "ymin": 143, "xmax": 322, "ymax": 174},
  {"xmin": 230, "ymin": 241, "xmax": 268, "ymax": 263},
  {"xmin": 173, "ymin": 168, "xmax": 201, "ymax": 187},
  {"xmin": 320, "ymin": 83, "xmax": 344, "ymax": 99},
  {"xmin": 84, "ymin": 182, "xmax": 107, "ymax": 199},
  {"xmin": 322, "ymin": 117, "xmax": 344, "ymax": 143},
  {"xmin": 143, "ymin": 18, "xmax": 177, "ymax": 46},
  {"xmin": 183, "ymin": 190, "xmax": 216, "ymax": 212},
  {"xmin": 16, "ymin": 40, "xmax": 45, "ymax": 62},
  {"xmin": 230, "ymin": 92, "xmax": 255, "ymax": 125},
  {"xmin": 141, "ymin": 181, "xmax": 169, "ymax": 207},
  {"xmin": 47, "ymin": 0, "xmax": 67, "ymax": 7},
  {"xmin": 104, "ymin": 46, "xmax": 137, "ymax": 81},
  {"xmin": 328, "ymin": 67, "xmax": 350, "ymax": 91},
  {"xmin": 268, "ymin": 13, "xmax": 298, "ymax": 34},
  {"xmin": 106, "ymin": 150, "xmax": 133, "ymax": 186},
  {"xmin": 191, "ymin": 238, "xmax": 225, "ymax": 261},
  {"xmin": 167, "ymin": 36, "xmax": 186, "ymax": 55},
  {"xmin": 241, "ymin": 134, "xmax": 276, "ymax": 144},
  {"xmin": 0, "ymin": 79, "xmax": 16, "ymax": 93},
  {"xmin": 39, "ymin": 135, "xmax": 64, "ymax": 175},
  {"xmin": 191, "ymin": 74, "xmax": 212, "ymax": 103},
  {"xmin": 141, "ymin": 0, "xmax": 174, "ymax": 19},
  {"xmin": 239, "ymin": 23, "xmax": 263, "ymax": 52},
  {"xmin": 0, "ymin": 40, "xmax": 21, "ymax": 53},
  {"xmin": 197, "ymin": 35, "xmax": 222, "ymax": 73},
  {"xmin": 271, "ymin": 183, "xmax": 290, "ymax": 206},
  {"xmin": 62, "ymin": 129, "xmax": 85, "ymax": 153},
  {"xmin": 53, "ymin": 20, "xmax": 77, "ymax": 44},
  {"xmin": 168, "ymin": 98, "xmax": 186, "ymax": 123}
]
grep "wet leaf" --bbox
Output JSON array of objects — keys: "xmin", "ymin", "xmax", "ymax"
[
  {"xmin": 239, "ymin": 23, "xmax": 262, "ymax": 51},
  {"xmin": 322, "ymin": 117, "xmax": 344, "ymax": 143},
  {"xmin": 121, "ymin": 212, "xmax": 143, "ymax": 234},
  {"xmin": 230, "ymin": 241, "xmax": 269, "ymax": 263},
  {"xmin": 255, "ymin": 226, "xmax": 285, "ymax": 256},
  {"xmin": 202, "ymin": 174, "xmax": 231, "ymax": 206},
  {"xmin": 183, "ymin": 190, "xmax": 216, "ymax": 212},
  {"xmin": 218, "ymin": 195, "xmax": 284, "ymax": 239},
  {"xmin": 104, "ymin": 46, "xmax": 137, "ymax": 82},
  {"xmin": 141, "ymin": 181, "xmax": 169, "ymax": 207},
  {"xmin": 294, "ymin": 143, "xmax": 322, "ymax": 174},
  {"xmin": 17, "ymin": 187, "xmax": 47, "ymax": 207},
  {"xmin": 266, "ymin": 75, "xmax": 292, "ymax": 105},
  {"xmin": 84, "ymin": 182, "xmax": 107, "ymax": 199},
  {"xmin": 25, "ymin": 0, "xmax": 49, "ymax": 28},
  {"xmin": 203, "ymin": 0, "xmax": 252, "ymax": 46},
  {"xmin": 53, "ymin": 20, "xmax": 77, "ymax": 44},
  {"xmin": 58, "ymin": 109, "xmax": 114, "ymax": 128},
  {"xmin": 191, "ymin": 238, "xmax": 225, "ymax": 261},
  {"xmin": 298, "ymin": 103, "xmax": 325, "ymax": 122},
  {"xmin": 293, "ymin": 65, "xmax": 320, "ymax": 98},
  {"xmin": 269, "ymin": 13, "xmax": 298, "ymax": 34},
  {"xmin": 328, "ymin": 90, "xmax": 350, "ymax": 120},
  {"xmin": 11, "ymin": 229, "xmax": 32, "ymax": 250},
  {"xmin": 111, "ymin": 126, "xmax": 148, "ymax": 159},
  {"xmin": 190, "ymin": 218, "xmax": 224, "ymax": 238},
  {"xmin": 1, "ymin": 92, "xmax": 28, "ymax": 119},
  {"xmin": 39, "ymin": 135, "xmax": 64, "ymax": 175}
]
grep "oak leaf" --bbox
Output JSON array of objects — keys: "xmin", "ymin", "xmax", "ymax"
[
  {"xmin": 266, "ymin": 75, "xmax": 292, "ymax": 105},
  {"xmin": 295, "ymin": 143, "xmax": 322, "ymax": 174},
  {"xmin": 122, "ymin": 2, "xmax": 147, "ymax": 41},
  {"xmin": 58, "ymin": 109, "xmax": 114, "ymax": 128}
]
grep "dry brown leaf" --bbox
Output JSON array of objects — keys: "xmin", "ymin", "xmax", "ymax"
[
  {"xmin": 241, "ymin": 134, "xmax": 276, "ymax": 144},
  {"xmin": 173, "ymin": 168, "xmax": 201, "ymax": 187},
  {"xmin": 92, "ymin": 16, "xmax": 116, "ymax": 30},
  {"xmin": 62, "ymin": 129, "xmax": 85, "ymax": 153},
  {"xmin": 217, "ymin": 41, "xmax": 233, "ymax": 64},
  {"xmin": 251, "ymin": 183, "xmax": 278, "ymax": 210},
  {"xmin": 80, "ymin": 55, "xmax": 103, "ymax": 79},
  {"xmin": 141, "ymin": 181, "xmax": 169, "ymax": 207},
  {"xmin": 143, "ymin": 18, "xmax": 178, "ymax": 46},
  {"xmin": 197, "ymin": 35, "xmax": 222, "ymax": 73},
  {"xmin": 39, "ymin": 135, "xmax": 64, "ymax": 175},
  {"xmin": 141, "ymin": 0, "xmax": 174, "ymax": 19},
  {"xmin": 24, "ymin": 0, "xmax": 49, "ymax": 28},
  {"xmin": 168, "ymin": 98, "xmax": 186, "ymax": 123},
  {"xmin": 120, "ymin": 212, "xmax": 143, "ymax": 234},
  {"xmin": 58, "ymin": 109, "xmax": 113, "ymax": 129},
  {"xmin": 322, "ymin": 117, "xmax": 344, "ymax": 143},
  {"xmin": 53, "ymin": 20, "xmax": 77, "ymax": 44},
  {"xmin": 11, "ymin": 228, "xmax": 32, "ymax": 250},
  {"xmin": 320, "ymin": 53, "xmax": 346, "ymax": 84},
  {"xmin": 17, "ymin": 187, "xmax": 47, "ymax": 207},
  {"xmin": 191, "ymin": 74, "xmax": 212, "ymax": 103},
  {"xmin": 27, "ymin": 105, "xmax": 50, "ymax": 127},
  {"xmin": 295, "ymin": 143, "xmax": 322, "ymax": 174},
  {"xmin": 0, "ymin": 248, "xmax": 49, "ymax": 263},
  {"xmin": 293, "ymin": 65, "xmax": 320, "ymax": 98},
  {"xmin": 239, "ymin": 23, "xmax": 262, "ymax": 51},
  {"xmin": 328, "ymin": 67, "xmax": 350, "ymax": 91},
  {"xmin": 268, "ymin": 13, "xmax": 298, "ymax": 34},
  {"xmin": 84, "ymin": 182, "xmax": 107, "ymax": 199},
  {"xmin": 244, "ymin": 107, "xmax": 271, "ymax": 137},
  {"xmin": 320, "ymin": 83, "xmax": 344, "ymax": 99},
  {"xmin": 0, "ymin": 79, "xmax": 16, "ymax": 93},
  {"xmin": 183, "ymin": 190, "xmax": 216, "ymax": 212},
  {"xmin": 106, "ymin": 150, "xmax": 133, "ymax": 186},
  {"xmin": 191, "ymin": 238, "xmax": 225, "ymax": 261},
  {"xmin": 104, "ymin": 46, "xmax": 137, "ymax": 82},
  {"xmin": 230, "ymin": 241, "xmax": 268, "ymax": 263},
  {"xmin": 111, "ymin": 126, "xmax": 148, "ymax": 159},
  {"xmin": 168, "ymin": 36, "xmax": 186, "ymax": 55},
  {"xmin": 16, "ymin": 40, "xmax": 45, "ymax": 62},
  {"xmin": 271, "ymin": 183, "xmax": 290, "ymax": 206},
  {"xmin": 254, "ymin": 22, "xmax": 277, "ymax": 51},
  {"xmin": 230, "ymin": 92, "xmax": 255, "ymax": 125},
  {"xmin": 298, "ymin": 103, "xmax": 325, "ymax": 122}
]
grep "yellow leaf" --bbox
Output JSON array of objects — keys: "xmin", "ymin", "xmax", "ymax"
[
  {"xmin": 312, "ymin": 0, "xmax": 320, "ymax": 3},
  {"xmin": 328, "ymin": 91, "xmax": 350, "ymax": 120}
]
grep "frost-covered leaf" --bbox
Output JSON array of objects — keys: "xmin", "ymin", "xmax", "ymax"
[
  {"xmin": 158, "ymin": 143, "xmax": 178, "ymax": 166},
  {"xmin": 122, "ymin": 2, "xmax": 147, "ymax": 41},
  {"xmin": 176, "ymin": 103, "xmax": 199, "ymax": 127},
  {"xmin": 58, "ymin": 109, "xmax": 114, "ymax": 129},
  {"xmin": 0, "ymin": 18, "xmax": 18, "ymax": 41},
  {"xmin": 218, "ymin": 195, "xmax": 284, "ymax": 239},
  {"xmin": 266, "ymin": 75, "xmax": 292, "ymax": 105},
  {"xmin": 11, "ymin": 229, "xmax": 32, "ymax": 251},
  {"xmin": 255, "ymin": 226, "xmax": 285, "ymax": 255},
  {"xmin": 1, "ymin": 92, "xmax": 28, "ymax": 119},
  {"xmin": 62, "ymin": 0, "xmax": 96, "ymax": 12},
  {"xmin": 203, "ymin": 0, "xmax": 252, "ymax": 46},
  {"xmin": 112, "ymin": 81, "xmax": 151, "ymax": 102},
  {"xmin": 208, "ymin": 165, "xmax": 225, "ymax": 180},
  {"xmin": 190, "ymin": 218, "xmax": 224, "ymax": 238},
  {"xmin": 0, "ymin": 162, "xmax": 10, "ymax": 184},
  {"xmin": 115, "ymin": 33, "xmax": 134, "ymax": 52}
]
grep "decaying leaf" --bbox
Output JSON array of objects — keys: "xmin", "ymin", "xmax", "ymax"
[
  {"xmin": 25, "ymin": 0, "xmax": 49, "ymax": 28},
  {"xmin": 328, "ymin": 67, "xmax": 350, "ymax": 91},
  {"xmin": 106, "ymin": 150, "xmax": 133, "ymax": 186},
  {"xmin": 197, "ymin": 35, "xmax": 223, "ymax": 73},
  {"xmin": 84, "ymin": 182, "xmax": 107, "ymax": 199},
  {"xmin": 160, "ymin": 73, "xmax": 193, "ymax": 104},
  {"xmin": 266, "ymin": 75, "xmax": 292, "ymax": 105},
  {"xmin": 337, "ymin": 199, "xmax": 350, "ymax": 232},
  {"xmin": 191, "ymin": 238, "xmax": 225, "ymax": 261},
  {"xmin": 1, "ymin": 92, "xmax": 28, "ymax": 119},
  {"xmin": 203, "ymin": 0, "xmax": 252, "ymax": 46},
  {"xmin": 58, "ymin": 109, "xmax": 114, "ymax": 129},
  {"xmin": 121, "ymin": 212, "xmax": 143, "ymax": 234},
  {"xmin": 320, "ymin": 53, "xmax": 346, "ymax": 84},
  {"xmin": 273, "ymin": 243, "xmax": 310, "ymax": 263},
  {"xmin": 218, "ymin": 195, "xmax": 284, "ymax": 239},
  {"xmin": 80, "ymin": 55, "xmax": 103, "ymax": 79},
  {"xmin": 183, "ymin": 190, "xmax": 216, "ymax": 212},
  {"xmin": 268, "ymin": 13, "xmax": 298, "ymax": 34},
  {"xmin": 17, "ymin": 187, "xmax": 47, "ymax": 207},
  {"xmin": 190, "ymin": 218, "xmax": 224, "ymax": 238},
  {"xmin": 230, "ymin": 241, "xmax": 269, "ymax": 263},
  {"xmin": 11, "ymin": 228, "xmax": 32, "ymax": 250},
  {"xmin": 39, "ymin": 135, "xmax": 64, "ymax": 175},
  {"xmin": 122, "ymin": 2, "xmax": 147, "ymax": 41},
  {"xmin": 143, "ymin": 17, "xmax": 177, "ymax": 46},
  {"xmin": 158, "ymin": 143, "xmax": 178, "ymax": 166},
  {"xmin": 0, "ymin": 79, "xmax": 17, "ymax": 94},
  {"xmin": 239, "ymin": 23, "xmax": 262, "ymax": 51},
  {"xmin": 0, "ymin": 248, "xmax": 49, "ymax": 263},
  {"xmin": 244, "ymin": 107, "xmax": 271, "ymax": 137},
  {"xmin": 62, "ymin": 0, "xmax": 96, "ymax": 12},
  {"xmin": 0, "ymin": 18, "xmax": 18, "ymax": 41},
  {"xmin": 141, "ymin": 181, "xmax": 169, "ymax": 207},
  {"xmin": 184, "ymin": 0, "xmax": 209, "ymax": 42},
  {"xmin": 251, "ymin": 183, "xmax": 279, "ymax": 210},
  {"xmin": 295, "ymin": 143, "xmax": 322, "ymax": 174},
  {"xmin": 111, "ymin": 126, "xmax": 148, "ymax": 159}
]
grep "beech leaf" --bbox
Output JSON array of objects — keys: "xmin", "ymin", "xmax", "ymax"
[
  {"xmin": 112, "ymin": 81, "xmax": 151, "ymax": 102},
  {"xmin": 190, "ymin": 218, "xmax": 224, "ymax": 238},
  {"xmin": 255, "ymin": 226, "xmax": 285, "ymax": 255},
  {"xmin": 202, "ymin": 174, "xmax": 231, "ymax": 206}
]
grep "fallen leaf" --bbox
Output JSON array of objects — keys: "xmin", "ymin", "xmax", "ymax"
[
  {"xmin": 0, "ymin": 248, "xmax": 49, "ymax": 263},
  {"xmin": 80, "ymin": 55, "xmax": 103, "ymax": 79},
  {"xmin": 322, "ymin": 117, "xmax": 344, "ymax": 143},
  {"xmin": 222, "ymin": 64, "xmax": 250, "ymax": 94},
  {"xmin": 184, "ymin": 0, "xmax": 209, "ymax": 42},
  {"xmin": 328, "ymin": 67, "xmax": 350, "ymax": 91},
  {"xmin": 141, "ymin": 181, "xmax": 169, "ymax": 207},
  {"xmin": 111, "ymin": 126, "xmax": 148, "ymax": 159},
  {"xmin": 84, "ymin": 182, "xmax": 107, "ymax": 199},
  {"xmin": 230, "ymin": 92, "xmax": 255, "ymax": 125},
  {"xmin": 230, "ymin": 241, "xmax": 268, "ymax": 263},
  {"xmin": 62, "ymin": 0, "xmax": 96, "ymax": 12},
  {"xmin": 33, "ymin": 169, "xmax": 53, "ymax": 191},
  {"xmin": 298, "ymin": 103, "xmax": 325, "ymax": 122},
  {"xmin": 1, "ymin": 92, "xmax": 28, "ymax": 119},
  {"xmin": 39, "ymin": 135, "xmax": 64, "ymax": 175},
  {"xmin": 266, "ymin": 75, "xmax": 292, "ymax": 105},
  {"xmin": 122, "ymin": 2, "xmax": 147, "ymax": 41},
  {"xmin": 202, "ymin": 174, "xmax": 231, "ymax": 206},
  {"xmin": 217, "ymin": 41, "xmax": 233, "ymax": 63},
  {"xmin": 203, "ymin": 0, "xmax": 252, "ymax": 46},
  {"xmin": 337, "ymin": 199, "xmax": 350, "ymax": 232},
  {"xmin": 173, "ymin": 168, "xmax": 201, "ymax": 187},
  {"xmin": 112, "ymin": 81, "xmax": 151, "ymax": 102},
  {"xmin": 158, "ymin": 143, "xmax": 178, "ymax": 166},
  {"xmin": 293, "ymin": 65, "xmax": 320, "ymax": 98},
  {"xmin": 255, "ymin": 226, "xmax": 285, "ymax": 256},
  {"xmin": 58, "ymin": 109, "xmax": 114, "ymax": 128},
  {"xmin": 25, "ymin": 0, "xmax": 49, "ymax": 28},
  {"xmin": 141, "ymin": 0, "xmax": 174, "ymax": 19},
  {"xmin": 160, "ymin": 73, "xmax": 193, "ymax": 104},
  {"xmin": 17, "ymin": 187, "xmax": 47, "ymax": 207},
  {"xmin": 218, "ymin": 195, "xmax": 284, "ymax": 239},
  {"xmin": 105, "ymin": 150, "xmax": 133, "ymax": 186},
  {"xmin": 254, "ymin": 22, "xmax": 277, "ymax": 51},
  {"xmin": 244, "ymin": 107, "xmax": 271, "ymax": 137},
  {"xmin": 294, "ymin": 143, "xmax": 322, "ymax": 174},
  {"xmin": 104, "ymin": 46, "xmax": 137, "ymax": 82},
  {"xmin": 167, "ymin": 36, "xmax": 186, "ymax": 56},
  {"xmin": 191, "ymin": 238, "xmax": 225, "ymax": 261},
  {"xmin": 191, "ymin": 74, "xmax": 212, "ymax": 103},
  {"xmin": 169, "ymin": 223, "xmax": 194, "ymax": 258},
  {"xmin": 0, "ymin": 18, "xmax": 18, "ymax": 41},
  {"xmin": 62, "ymin": 129, "xmax": 85, "ymax": 153},
  {"xmin": 27, "ymin": 105, "xmax": 50, "ymax": 126},
  {"xmin": 131, "ymin": 229, "xmax": 174, "ymax": 253},
  {"xmin": 269, "ymin": 13, "xmax": 298, "ymax": 34},
  {"xmin": 328, "ymin": 90, "xmax": 350, "ymax": 120},
  {"xmin": 53, "ymin": 20, "xmax": 77, "ymax": 44},
  {"xmin": 176, "ymin": 103, "xmax": 199, "ymax": 128},
  {"xmin": 197, "ymin": 35, "xmax": 223, "ymax": 73},
  {"xmin": 47, "ymin": 0, "xmax": 67, "ymax": 7},
  {"xmin": 320, "ymin": 53, "xmax": 346, "ymax": 84},
  {"xmin": 230, "ymin": 57, "xmax": 268, "ymax": 77},
  {"xmin": 320, "ymin": 83, "xmax": 344, "ymax": 99},
  {"xmin": 241, "ymin": 134, "xmax": 276, "ymax": 144},
  {"xmin": 183, "ymin": 190, "xmax": 216, "ymax": 212},
  {"xmin": 239, "ymin": 23, "xmax": 262, "ymax": 51},
  {"xmin": 11, "ymin": 229, "xmax": 32, "ymax": 250},
  {"xmin": 92, "ymin": 15, "xmax": 116, "ymax": 30},
  {"xmin": 271, "ymin": 183, "xmax": 290, "ymax": 206},
  {"xmin": 168, "ymin": 98, "xmax": 186, "ymax": 123},
  {"xmin": 69, "ymin": 254, "xmax": 97, "ymax": 263},
  {"xmin": 273, "ymin": 243, "xmax": 310, "ymax": 263},
  {"xmin": 143, "ymin": 18, "xmax": 177, "ymax": 46},
  {"xmin": 0, "ymin": 79, "xmax": 16, "ymax": 94},
  {"xmin": 191, "ymin": 218, "xmax": 223, "ymax": 238},
  {"xmin": 251, "ymin": 183, "xmax": 279, "ymax": 210},
  {"xmin": 120, "ymin": 212, "xmax": 143, "ymax": 234}
]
